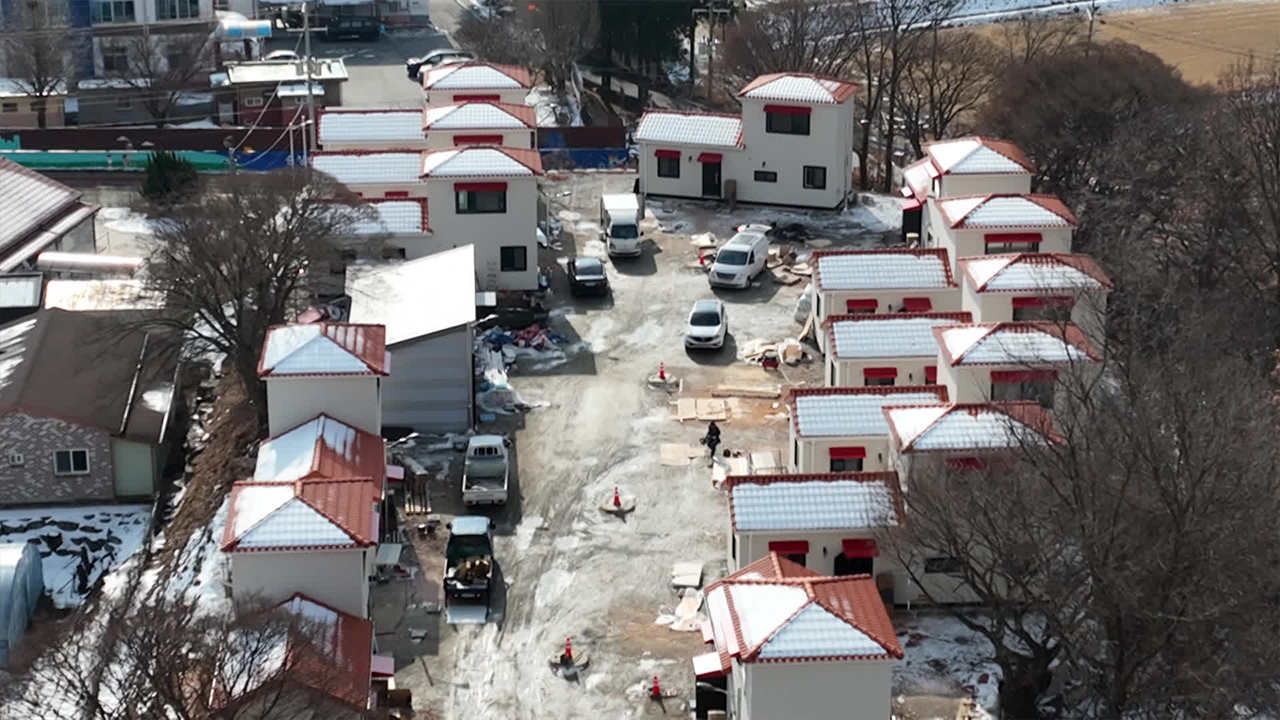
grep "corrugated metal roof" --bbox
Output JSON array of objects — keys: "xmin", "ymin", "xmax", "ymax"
[
  {"xmin": 422, "ymin": 62, "xmax": 532, "ymax": 90},
  {"xmin": 634, "ymin": 111, "xmax": 743, "ymax": 148},
  {"xmin": 961, "ymin": 253, "xmax": 1112, "ymax": 292},
  {"xmin": 935, "ymin": 323, "xmax": 1097, "ymax": 365},
  {"xmin": 258, "ymin": 323, "xmax": 390, "ymax": 377},
  {"xmin": 319, "ymin": 110, "xmax": 423, "ymax": 142},
  {"xmin": 794, "ymin": 390, "xmax": 948, "ymax": 436},
  {"xmin": 424, "ymin": 102, "xmax": 536, "ymax": 130},
  {"xmin": 420, "ymin": 146, "xmax": 542, "ymax": 177},
  {"xmin": 738, "ymin": 73, "xmax": 858, "ymax": 104},
  {"xmin": 925, "ymin": 137, "xmax": 1035, "ymax": 175},
  {"xmin": 222, "ymin": 479, "xmax": 379, "ymax": 551},
  {"xmin": 757, "ymin": 604, "xmax": 886, "ymax": 659},
  {"xmin": 0, "ymin": 158, "xmax": 82, "ymax": 254},
  {"xmin": 830, "ymin": 315, "xmax": 967, "ymax": 359},
  {"xmin": 311, "ymin": 152, "xmax": 422, "ymax": 185},
  {"xmin": 346, "ymin": 245, "xmax": 477, "ymax": 345},
  {"xmin": 254, "ymin": 414, "xmax": 385, "ymax": 485},
  {"xmin": 272, "ymin": 594, "xmax": 373, "ymax": 711},
  {"xmin": 813, "ymin": 249, "xmax": 953, "ymax": 290},
  {"xmin": 883, "ymin": 402, "xmax": 1054, "ymax": 452},
  {"xmin": 729, "ymin": 476, "xmax": 901, "ymax": 531}
]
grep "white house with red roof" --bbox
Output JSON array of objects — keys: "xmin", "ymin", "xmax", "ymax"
[
  {"xmin": 420, "ymin": 62, "xmax": 533, "ymax": 106},
  {"xmin": 901, "ymin": 136, "xmax": 1035, "ymax": 205},
  {"xmin": 823, "ymin": 312, "xmax": 972, "ymax": 388},
  {"xmin": 958, "ymin": 253, "xmax": 1113, "ymax": 341},
  {"xmin": 932, "ymin": 322, "xmax": 1100, "ymax": 406},
  {"xmin": 318, "ymin": 108, "xmax": 432, "ymax": 152},
  {"xmin": 928, "ymin": 193, "xmax": 1078, "ymax": 277},
  {"xmin": 881, "ymin": 401, "xmax": 1058, "ymax": 483},
  {"xmin": 789, "ymin": 386, "xmax": 949, "ymax": 473},
  {"xmin": 318, "ymin": 103, "xmax": 536, "ymax": 152},
  {"xmin": 312, "ymin": 151, "xmax": 429, "ymax": 199},
  {"xmin": 258, "ymin": 323, "xmax": 389, "ymax": 438},
  {"xmin": 698, "ymin": 553, "xmax": 902, "ymax": 720},
  {"xmin": 635, "ymin": 72, "xmax": 859, "ymax": 209}
]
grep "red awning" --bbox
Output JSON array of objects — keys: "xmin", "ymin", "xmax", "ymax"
[
  {"xmin": 841, "ymin": 538, "xmax": 878, "ymax": 558},
  {"xmin": 900, "ymin": 197, "xmax": 923, "ymax": 211},
  {"xmin": 991, "ymin": 370, "xmax": 1058, "ymax": 383},
  {"xmin": 697, "ymin": 152, "xmax": 722, "ymax": 163},
  {"xmin": 454, "ymin": 181, "xmax": 507, "ymax": 192},
  {"xmin": 946, "ymin": 457, "xmax": 986, "ymax": 471},
  {"xmin": 901, "ymin": 297, "xmax": 932, "ymax": 312},
  {"xmin": 371, "ymin": 654, "xmax": 395, "ymax": 677},
  {"xmin": 1011, "ymin": 296, "xmax": 1075, "ymax": 308},
  {"xmin": 693, "ymin": 651, "xmax": 726, "ymax": 679},
  {"xmin": 924, "ymin": 365, "xmax": 937, "ymax": 383},
  {"xmin": 768, "ymin": 540, "xmax": 810, "ymax": 555},
  {"xmin": 452, "ymin": 93, "xmax": 500, "ymax": 101},
  {"xmin": 384, "ymin": 190, "xmax": 409, "ymax": 199},
  {"xmin": 863, "ymin": 367, "xmax": 898, "ymax": 379},
  {"xmin": 828, "ymin": 446, "xmax": 867, "ymax": 460},
  {"xmin": 846, "ymin": 299, "xmax": 878, "ymax": 311},
  {"xmin": 763, "ymin": 104, "xmax": 812, "ymax": 115},
  {"xmin": 386, "ymin": 465, "xmax": 405, "ymax": 483},
  {"xmin": 454, "ymin": 134, "xmax": 503, "ymax": 145},
  {"xmin": 654, "ymin": 149, "xmax": 681, "ymax": 159},
  {"xmin": 984, "ymin": 232, "xmax": 1043, "ymax": 245}
]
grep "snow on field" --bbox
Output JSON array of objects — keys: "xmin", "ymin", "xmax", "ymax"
[
  {"xmin": 894, "ymin": 612, "xmax": 1003, "ymax": 718},
  {"xmin": 99, "ymin": 207, "xmax": 167, "ymax": 238},
  {"xmin": 0, "ymin": 505, "xmax": 150, "ymax": 609}
]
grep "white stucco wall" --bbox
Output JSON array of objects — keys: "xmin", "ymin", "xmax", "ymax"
[
  {"xmin": 230, "ymin": 548, "xmax": 371, "ymax": 618},
  {"xmin": 383, "ymin": 329, "xmax": 473, "ymax": 432},
  {"xmin": 423, "ymin": 129, "xmax": 536, "ymax": 150},
  {"xmin": 424, "ymin": 177, "xmax": 539, "ymax": 291},
  {"xmin": 265, "ymin": 376, "xmax": 382, "ymax": 438},
  {"xmin": 743, "ymin": 659, "xmax": 894, "ymax": 720},
  {"xmin": 826, "ymin": 355, "xmax": 938, "ymax": 388},
  {"xmin": 938, "ymin": 173, "xmax": 1031, "ymax": 198},
  {"xmin": 927, "ymin": 200, "xmax": 1074, "ymax": 275},
  {"xmin": 790, "ymin": 434, "xmax": 894, "ymax": 474},
  {"xmin": 423, "ymin": 89, "xmax": 530, "ymax": 106},
  {"xmin": 638, "ymin": 144, "xmax": 744, "ymax": 200}
]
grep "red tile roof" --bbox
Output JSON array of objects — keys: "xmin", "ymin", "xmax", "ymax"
[
  {"xmin": 257, "ymin": 414, "xmax": 387, "ymax": 486},
  {"xmin": 736, "ymin": 72, "xmax": 860, "ymax": 103},
  {"xmin": 421, "ymin": 101, "xmax": 537, "ymax": 129},
  {"xmin": 924, "ymin": 136, "xmax": 1036, "ymax": 175},
  {"xmin": 724, "ymin": 472, "xmax": 907, "ymax": 528},
  {"xmin": 882, "ymin": 401, "xmax": 1062, "ymax": 453},
  {"xmin": 959, "ymin": 252, "xmax": 1114, "ymax": 292},
  {"xmin": 933, "ymin": 321, "xmax": 1101, "ymax": 366},
  {"xmin": 422, "ymin": 61, "xmax": 533, "ymax": 89},
  {"xmin": 818, "ymin": 310, "xmax": 972, "ymax": 329},
  {"xmin": 936, "ymin": 193, "xmax": 1078, "ymax": 229},
  {"xmin": 221, "ymin": 478, "xmax": 380, "ymax": 552},
  {"xmin": 258, "ymin": 323, "xmax": 390, "ymax": 378},
  {"xmin": 811, "ymin": 247, "xmax": 957, "ymax": 290}
]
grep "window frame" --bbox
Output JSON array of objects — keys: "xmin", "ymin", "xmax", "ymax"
[
  {"xmin": 803, "ymin": 165, "xmax": 827, "ymax": 190},
  {"xmin": 156, "ymin": 0, "xmax": 200, "ymax": 20},
  {"xmin": 985, "ymin": 240, "xmax": 1039, "ymax": 254},
  {"xmin": 500, "ymin": 245, "xmax": 527, "ymax": 272},
  {"xmin": 92, "ymin": 0, "xmax": 136, "ymax": 22},
  {"xmin": 753, "ymin": 169, "xmax": 778, "ymax": 183},
  {"xmin": 0, "ymin": 102, "xmax": 18, "ymax": 113},
  {"xmin": 101, "ymin": 46, "xmax": 129, "ymax": 73},
  {"xmin": 656, "ymin": 155, "xmax": 680, "ymax": 178},
  {"xmin": 864, "ymin": 376, "xmax": 895, "ymax": 387},
  {"xmin": 53, "ymin": 449, "xmax": 90, "ymax": 476},
  {"xmin": 830, "ymin": 457, "xmax": 863, "ymax": 472},
  {"xmin": 765, "ymin": 111, "xmax": 810, "ymax": 136},
  {"xmin": 924, "ymin": 556, "xmax": 964, "ymax": 575},
  {"xmin": 455, "ymin": 189, "xmax": 507, "ymax": 214}
]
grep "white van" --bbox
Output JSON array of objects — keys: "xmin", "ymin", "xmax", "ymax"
[
  {"xmin": 600, "ymin": 193, "xmax": 643, "ymax": 257},
  {"xmin": 708, "ymin": 230, "xmax": 769, "ymax": 289}
]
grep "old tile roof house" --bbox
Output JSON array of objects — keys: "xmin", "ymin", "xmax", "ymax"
[{"xmin": 0, "ymin": 158, "xmax": 100, "ymax": 274}]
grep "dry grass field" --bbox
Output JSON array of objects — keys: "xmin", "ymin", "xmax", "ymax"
[{"xmin": 1095, "ymin": 0, "xmax": 1280, "ymax": 86}]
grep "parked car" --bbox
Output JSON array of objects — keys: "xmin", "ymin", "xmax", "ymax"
[
  {"xmin": 600, "ymin": 193, "xmax": 643, "ymax": 257},
  {"xmin": 685, "ymin": 299, "xmax": 728, "ymax": 349},
  {"xmin": 462, "ymin": 435, "xmax": 509, "ymax": 506},
  {"xmin": 567, "ymin": 257, "xmax": 609, "ymax": 296},
  {"xmin": 264, "ymin": 49, "xmax": 300, "ymax": 61},
  {"xmin": 406, "ymin": 49, "xmax": 476, "ymax": 79},
  {"xmin": 444, "ymin": 516, "xmax": 495, "ymax": 624},
  {"xmin": 323, "ymin": 17, "xmax": 380, "ymax": 41},
  {"xmin": 708, "ymin": 229, "xmax": 769, "ymax": 289}
]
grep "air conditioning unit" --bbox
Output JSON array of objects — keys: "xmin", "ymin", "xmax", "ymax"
[{"xmin": 7, "ymin": 452, "xmax": 24, "ymax": 467}]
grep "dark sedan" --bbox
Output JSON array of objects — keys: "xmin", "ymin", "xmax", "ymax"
[{"xmin": 568, "ymin": 257, "xmax": 609, "ymax": 296}]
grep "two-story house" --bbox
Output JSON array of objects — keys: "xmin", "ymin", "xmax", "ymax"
[
  {"xmin": 901, "ymin": 136, "xmax": 1035, "ymax": 205},
  {"xmin": 699, "ymin": 553, "xmax": 902, "ymax": 720},
  {"xmin": 932, "ymin": 322, "xmax": 1100, "ymax": 407},
  {"xmin": 789, "ymin": 386, "xmax": 949, "ymax": 473},
  {"xmin": 928, "ymin": 194, "xmax": 1078, "ymax": 277},
  {"xmin": 317, "ymin": 103, "xmax": 537, "ymax": 152},
  {"xmin": 312, "ymin": 151, "xmax": 427, "ymax": 199},
  {"xmin": 958, "ymin": 252, "xmax": 1112, "ymax": 341},
  {"xmin": 258, "ymin": 323, "xmax": 388, "ymax": 438},
  {"xmin": 824, "ymin": 312, "xmax": 972, "ymax": 387},
  {"xmin": 635, "ymin": 72, "xmax": 858, "ymax": 208},
  {"xmin": 809, "ymin": 249, "xmax": 958, "ymax": 353},
  {"xmin": 420, "ymin": 62, "xmax": 533, "ymax": 106}
]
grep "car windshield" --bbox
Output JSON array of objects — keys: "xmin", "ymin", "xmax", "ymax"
[
  {"xmin": 610, "ymin": 223, "xmax": 638, "ymax": 239},
  {"xmin": 575, "ymin": 259, "xmax": 604, "ymax": 277},
  {"xmin": 447, "ymin": 536, "xmax": 492, "ymax": 564},
  {"xmin": 716, "ymin": 249, "xmax": 749, "ymax": 265},
  {"xmin": 690, "ymin": 310, "xmax": 722, "ymax": 327}
]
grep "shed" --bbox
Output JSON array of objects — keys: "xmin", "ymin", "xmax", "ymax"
[{"xmin": 0, "ymin": 542, "xmax": 44, "ymax": 667}]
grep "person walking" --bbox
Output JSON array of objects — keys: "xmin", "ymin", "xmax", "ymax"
[{"xmin": 704, "ymin": 421, "xmax": 721, "ymax": 465}]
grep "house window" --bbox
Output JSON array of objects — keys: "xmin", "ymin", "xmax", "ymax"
[
  {"xmin": 1, "ymin": 102, "xmax": 17, "ymax": 113},
  {"xmin": 381, "ymin": 246, "xmax": 407, "ymax": 260},
  {"xmin": 984, "ymin": 233, "xmax": 1042, "ymax": 254},
  {"xmin": 92, "ymin": 0, "xmax": 136, "ymax": 22},
  {"xmin": 156, "ymin": 0, "xmax": 200, "ymax": 19},
  {"xmin": 792, "ymin": 438, "xmax": 799, "ymax": 467},
  {"xmin": 102, "ymin": 46, "xmax": 129, "ymax": 73},
  {"xmin": 803, "ymin": 165, "xmax": 826, "ymax": 190},
  {"xmin": 53, "ymin": 449, "xmax": 90, "ymax": 476},
  {"xmin": 1011, "ymin": 296, "xmax": 1074, "ymax": 322},
  {"xmin": 830, "ymin": 457, "xmax": 863, "ymax": 472},
  {"xmin": 766, "ymin": 111, "xmax": 810, "ymax": 135},
  {"xmin": 456, "ymin": 189, "xmax": 506, "ymax": 214},
  {"xmin": 500, "ymin": 246, "xmax": 527, "ymax": 272},
  {"xmin": 924, "ymin": 556, "xmax": 964, "ymax": 574},
  {"xmin": 656, "ymin": 155, "xmax": 680, "ymax": 178},
  {"xmin": 845, "ymin": 298, "xmax": 877, "ymax": 314},
  {"xmin": 731, "ymin": 535, "xmax": 736, "ymax": 560},
  {"xmin": 991, "ymin": 370, "xmax": 1057, "ymax": 408},
  {"xmin": 834, "ymin": 539, "xmax": 877, "ymax": 576},
  {"xmin": 865, "ymin": 376, "xmax": 894, "ymax": 387},
  {"xmin": 165, "ymin": 49, "xmax": 185, "ymax": 72},
  {"xmin": 829, "ymin": 446, "xmax": 865, "ymax": 472},
  {"xmin": 753, "ymin": 170, "xmax": 777, "ymax": 183}
]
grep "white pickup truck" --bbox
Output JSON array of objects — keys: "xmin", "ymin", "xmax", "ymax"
[{"xmin": 462, "ymin": 435, "xmax": 510, "ymax": 506}]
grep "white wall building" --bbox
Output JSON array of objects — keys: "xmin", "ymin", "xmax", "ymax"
[
  {"xmin": 635, "ymin": 73, "xmax": 858, "ymax": 209},
  {"xmin": 823, "ymin": 313, "xmax": 972, "ymax": 387},
  {"xmin": 319, "ymin": 109, "xmax": 431, "ymax": 152},
  {"xmin": 789, "ymin": 386, "xmax": 949, "ymax": 473},
  {"xmin": 312, "ymin": 151, "xmax": 428, "ymax": 199},
  {"xmin": 258, "ymin": 323, "xmax": 388, "ymax": 438},
  {"xmin": 901, "ymin": 136, "xmax": 1035, "ymax": 204},
  {"xmin": 933, "ymin": 322, "xmax": 1100, "ymax": 406},
  {"xmin": 421, "ymin": 62, "xmax": 533, "ymax": 106},
  {"xmin": 957, "ymin": 252, "xmax": 1112, "ymax": 339},
  {"xmin": 926, "ymin": 194, "xmax": 1078, "ymax": 277}
]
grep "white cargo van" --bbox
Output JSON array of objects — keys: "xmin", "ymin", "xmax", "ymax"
[
  {"xmin": 708, "ymin": 229, "xmax": 769, "ymax": 289},
  {"xmin": 599, "ymin": 193, "xmax": 643, "ymax": 257}
]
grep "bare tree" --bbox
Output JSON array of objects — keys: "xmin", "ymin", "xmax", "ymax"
[
  {"xmin": 720, "ymin": 0, "xmax": 863, "ymax": 88},
  {"xmin": 454, "ymin": 11, "xmax": 530, "ymax": 68},
  {"xmin": 993, "ymin": 13, "xmax": 1084, "ymax": 67},
  {"xmin": 0, "ymin": 0, "xmax": 71, "ymax": 128},
  {"xmin": 107, "ymin": 27, "xmax": 216, "ymax": 126},
  {"xmin": 519, "ymin": 0, "xmax": 599, "ymax": 98},
  {"xmin": 898, "ymin": 28, "xmax": 999, "ymax": 157}
]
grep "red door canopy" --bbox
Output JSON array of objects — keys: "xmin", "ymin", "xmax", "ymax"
[
  {"xmin": 842, "ymin": 538, "xmax": 878, "ymax": 558},
  {"xmin": 768, "ymin": 540, "xmax": 809, "ymax": 555},
  {"xmin": 763, "ymin": 104, "xmax": 812, "ymax": 115},
  {"xmin": 901, "ymin": 297, "xmax": 933, "ymax": 312},
  {"xmin": 454, "ymin": 182, "xmax": 507, "ymax": 192},
  {"xmin": 697, "ymin": 152, "xmax": 722, "ymax": 163}
]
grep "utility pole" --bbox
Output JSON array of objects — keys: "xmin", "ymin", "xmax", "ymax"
[
  {"xmin": 303, "ymin": 1, "xmax": 317, "ymax": 155},
  {"xmin": 692, "ymin": 4, "xmax": 731, "ymax": 101}
]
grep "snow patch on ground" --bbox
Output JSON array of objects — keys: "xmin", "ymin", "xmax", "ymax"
[
  {"xmin": 100, "ymin": 207, "xmax": 166, "ymax": 238},
  {"xmin": 650, "ymin": 192, "xmax": 903, "ymax": 245},
  {"xmin": 0, "ymin": 505, "xmax": 150, "ymax": 609},
  {"xmin": 894, "ymin": 613, "xmax": 1002, "ymax": 718}
]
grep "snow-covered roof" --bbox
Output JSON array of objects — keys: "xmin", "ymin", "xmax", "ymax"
[
  {"xmin": 901, "ymin": 158, "xmax": 935, "ymax": 201},
  {"xmin": 937, "ymin": 194, "xmax": 1077, "ymax": 229},
  {"xmin": 883, "ymin": 402, "xmax": 1057, "ymax": 453},
  {"xmin": 813, "ymin": 249, "xmax": 955, "ymax": 291},
  {"xmin": 346, "ymin": 246, "xmax": 477, "ymax": 345},
  {"xmin": 422, "ymin": 62, "xmax": 532, "ymax": 90},
  {"xmin": 225, "ymin": 57, "xmax": 348, "ymax": 84},
  {"xmin": 349, "ymin": 199, "xmax": 430, "ymax": 235},
  {"xmin": 420, "ymin": 146, "xmax": 542, "ymax": 177},
  {"xmin": 934, "ymin": 322, "xmax": 1099, "ymax": 366},
  {"xmin": 254, "ymin": 414, "xmax": 386, "ymax": 486},
  {"xmin": 634, "ymin": 111, "xmax": 744, "ymax": 149},
  {"xmin": 737, "ymin": 72, "xmax": 858, "ymax": 104},
  {"xmin": 960, "ymin": 253, "xmax": 1112, "ymax": 293},
  {"xmin": 42, "ymin": 279, "xmax": 163, "ymax": 311},
  {"xmin": 827, "ymin": 313, "xmax": 971, "ymax": 359},
  {"xmin": 705, "ymin": 554, "xmax": 902, "ymax": 664},
  {"xmin": 221, "ymin": 478, "xmax": 380, "ymax": 552},
  {"xmin": 423, "ymin": 101, "xmax": 536, "ymax": 130},
  {"xmin": 726, "ymin": 473, "xmax": 903, "ymax": 532},
  {"xmin": 258, "ymin": 323, "xmax": 390, "ymax": 377},
  {"xmin": 311, "ymin": 152, "xmax": 423, "ymax": 185},
  {"xmin": 0, "ymin": 79, "xmax": 67, "ymax": 97},
  {"xmin": 318, "ymin": 110, "xmax": 423, "ymax": 143},
  {"xmin": 791, "ymin": 386, "xmax": 949, "ymax": 437},
  {"xmin": 924, "ymin": 136, "xmax": 1035, "ymax": 175}
]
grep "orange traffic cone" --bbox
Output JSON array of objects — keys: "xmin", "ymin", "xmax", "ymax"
[
  {"xmin": 651, "ymin": 675, "xmax": 661, "ymax": 698},
  {"xmin": 565, "ymin": 637, "xmax": 573, "ymax": 661},
  {"xmin": 658, "ymin": 362, "xmax": 666, "ymax": 381},
  {"xmin": 613, "ymin": 487, "xmax": 621, "ymax": 508}
]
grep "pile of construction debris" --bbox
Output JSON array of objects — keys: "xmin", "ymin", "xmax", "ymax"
[
  {"xmin": 767, "ymin": 244, "xmax": 813, "ymax": 286},
  {"xmin": 738, "ymin": 337, "xmax": 809, "ymax": 366}
]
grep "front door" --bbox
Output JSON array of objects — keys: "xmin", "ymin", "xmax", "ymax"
[{"xmin": 702, "ymin": 162, "xmax": 721, "ymax": 198}]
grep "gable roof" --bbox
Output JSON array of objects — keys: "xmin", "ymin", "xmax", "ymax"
[
  {"xmin": 737, "ymin": 73, "xmax": 859, "ymax": 104},
  {"xmin": 791, "ymin": 385, "xmax": 949, "ymax": 437},
  {"xmin": 311, "ymin": 151, "xmax": 423, "ymax": 185},
  {"xmin": 0, "ymin": 309, "xmax": 176, "ymax": 445},
  {"xmin": 345, "ymin": 245, "xmax": 477, "ymax": 345},
  {"xmin": 900, "ymin": 157, "xmax": 935, "ymax": 201},
  {"xmin": 318, "ymin": 109, "xmax": 423, "ymax": 144},
  {"xmin": 420, "ymin": 146, "xmax": 543, "ymax": 177},
  {"xmin": 258, "ymin": 323, "xmax": 389, "ymax": 378},
  {"xmin": 634, "ymin": 110, "xmax": 744, "ymax": 149},
  {"xmin": 254, "ymin": 414, "xmax": 385, "ymax": 486},
  {"xmin": 726, "ymin": 472, "xmax": 904, "ymax": 532},
  {"xmin": 934, "ymin": 322, "xmax": 1100, "ymax": 366},
  {"xmin": 813, "ymin": 248, "xmax": 955, "ymax": 291},
  {"xmin": 705, "ymin": 553, "xmax": 902, "ymax": 664},
  {"xmin": 825, "ymin": 312, "xmax": 972, "ymax": 359},
  {"xmin": 960, "ymin": 253, "xmax": 1113, "ymax": 293},
  {"xmin": 221, "ymin": 478, "xmax": 380, "ymax": 552},
  {"xmin": 421, "ymin": 62, "xmax": 532, "ymax": 90},
  {"xmin": 423, "ymin": 101, "xmax": 536, "ymax": 130},
  {"xmin": 924, "ymin": 136, "xmax": 1036, "ymax": 175},
  {"xmin": 937, "ymin": 194, "xmax": 1077, "ymax": 229},
  {"xmin": 0, "ymin": 158, "xmax": 84, "ymax": 255},
  {"xmin": 882, "ymin": 402, "xmax": 1058, "ymax": 453}
]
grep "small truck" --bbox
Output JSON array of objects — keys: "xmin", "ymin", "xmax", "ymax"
[
  {"xmin": 462, "ymin": 435, "xmax": 510, "ymax": 506},
  {"xmin": 444, "ymin": 516, "xmax": 495, "ymax": 624}
]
